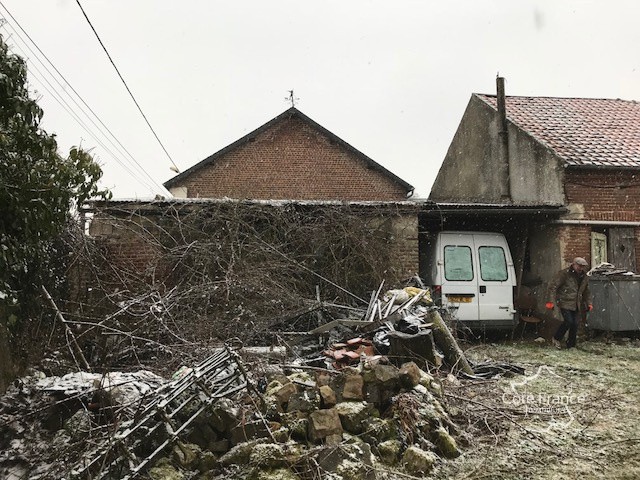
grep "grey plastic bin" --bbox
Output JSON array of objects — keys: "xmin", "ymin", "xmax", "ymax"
[{"xmin": 587, "ymin": 276, "xmax": 640, "ymax": 331}]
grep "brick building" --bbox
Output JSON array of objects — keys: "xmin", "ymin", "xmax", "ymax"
[
  {"xmin": 430, "ymin": 78, "xmax": 640, "ymax": 291},
  {"xmin": 164, "ymin": 107, "xmax": 414, "ymax": 201},
  {"xmin": 87, "ymin": 109, "xmax": 421, "ymax": 298}
]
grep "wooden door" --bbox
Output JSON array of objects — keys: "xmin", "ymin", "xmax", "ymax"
[{"xmin": 607, "ymin": 227, "xmax": 636, "ymax": 271}]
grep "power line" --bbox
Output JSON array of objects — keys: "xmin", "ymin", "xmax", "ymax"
[
  {"xmin": 0, "ymin": 1, "xmax": 168, "ymax": 195},
  {"xmin": 0, "ymin": 26, "xmax": 157, "ymax": 194},
  {"xmin": 74, "ymin": 0, "xmax": 181, "ymax": 174},
  {"xmin": 0, "ymin": 1, "xmax": 169, "ymax": 196}
]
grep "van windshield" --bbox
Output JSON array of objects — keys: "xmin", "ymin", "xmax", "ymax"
[
  {"xmin": 479, "ymin": 246, "xmax": 508, "ymax": 281},
  {"xmin": 444, "ymin": 245, "xmax": 473, "ymax": 281}
]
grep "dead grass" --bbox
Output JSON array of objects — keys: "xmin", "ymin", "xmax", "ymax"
[{"xmin": 435, "ymin": 336, "xmax": 640, "ymax": 480}]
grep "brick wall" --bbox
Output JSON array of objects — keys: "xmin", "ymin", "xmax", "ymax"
[
  {"xmin": 391, "ymin": 214, "xmax": 419, "ymax": 281},
  {"xmin": 557, "ymin": 224, "xmax": 592, "ymax": 266},
  {"xmin": 562, "ymin": 169, "xmax": 640, "ymax": 267},
  {"xmin": 565, "ymin": 170, "xmax": 640, "ymax": 222},
  {"xmin": 88, "ymin": 202, "xmax": 420, "ymax": 292},
  {"xmin": 176, "ymin": 116, "xmax": 409, "ymax": 201}
]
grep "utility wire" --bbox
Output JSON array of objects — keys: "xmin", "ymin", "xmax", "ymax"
[
  {"xmin": 0, "ymin": 1, "xmax": 169, "ymax": 196},
  {"xmin": 0, "ymin": 2, "xmax": 168, "ymax": 195},
  {"xmin": 74, "ymin": 0, "xmax": 181, "ymax": 173},
  {"xmin": 0, "ymin": 25, "xmax": 161, "ymax": 195}
]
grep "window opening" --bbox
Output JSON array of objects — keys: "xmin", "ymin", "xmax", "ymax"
[
  {"xmin": 444, "ymin": 245, "xmax": 473, "ymax": 281},
  {"xmin": 479, "ymin": 246, "xmax": 508, "ymax": 281}
]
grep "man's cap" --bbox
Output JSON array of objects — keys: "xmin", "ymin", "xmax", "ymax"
[{"xmin": 573, "ymin": 257, "xmax": 588, "ymax": 266}]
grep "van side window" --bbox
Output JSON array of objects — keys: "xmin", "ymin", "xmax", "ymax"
[
  {"xmin": 444, "ymin": 245, "xmax": 473, "ymax": 281},
  {"xmin": 479, "ymin": 246, "xmax": 508, "ymax": 281}
]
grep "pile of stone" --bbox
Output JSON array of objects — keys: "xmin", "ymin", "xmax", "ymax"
[
  {"xmin": 0, "ymin": 352, "xmax": 463, "ymax": 480},
  {"xmin": 144, "ymin": 360, "xmax": 461, "ymax": 479}
]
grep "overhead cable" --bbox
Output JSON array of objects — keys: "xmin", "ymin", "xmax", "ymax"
[
  {"xmin": 0, "ymin": 28, "xmax": 161, "ymax": 194},
  {"xmin": 0, "ymin": 1, "xmax": 168, "ymax": 196},
  {"xmin": 74, "ymin": 0, "xmax": 181, "ymax": 174}
]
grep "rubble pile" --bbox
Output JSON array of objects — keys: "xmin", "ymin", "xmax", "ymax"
[
  {"xmin": 0, "ymin": 355, "xmax": 463, "ymax": 479},
  {"xmin": 0, "ymin": 285, "xmax": 476, "ymax": 479}
]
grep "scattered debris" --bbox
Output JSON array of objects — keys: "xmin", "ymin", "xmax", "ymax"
[
  {"xmin": 0, "ymin": 280, "xmax": 519, "ymax": 479},
  {"xmin": 588, "ymin": 262, "xmax": 639, "ymax": 276}
]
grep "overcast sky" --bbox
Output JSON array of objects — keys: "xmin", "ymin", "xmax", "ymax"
[{"xmin": 1, "ymin": 0, "xmax": 639, "ymax": 199}]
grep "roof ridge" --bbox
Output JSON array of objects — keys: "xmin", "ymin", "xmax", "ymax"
[
  {"xmin": 473, "ymin": 93, "xmax": 640, "ymax": 169},
  {"xmin": 475, "ymin": 93, "xmax": 638, "ymax": 103}
]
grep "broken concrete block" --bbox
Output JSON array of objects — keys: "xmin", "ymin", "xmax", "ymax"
[
  {"xmin": 188, "ymin": 422, "xmax": 218, "ymax": 446},
  {"xmin": 336, "ymin": 459, "xmax": 370, "ymax": 480},
  {"xmin": 325, "ymin": 433, "xmax": 343, "ymax": 445},
  {"xmin": 286, "ymin": 390, "xmax": 319, "ymax": 413},
  {"xmin": 434, "ymin": 426, "xmax": 460, "ymax": 458},
  {"xmin": 249, "ymin": 442, "xmax": 287, "ymax": 468},
  {"xmin": 308, "ymin": 408, "xmax": 343, "ymax": 442},
  {"xmin": 210, "ymin": 400, "xmax": 240, "ymax": 432},
  {"xmin": 315, "ymin": 372, "xmax": 331, "ymax": 387},
  {"xmin": 363, "ymin": 364, "xmax": 399, "ymax": 390},
  {"xmin": 285, "ymin": 416, "xmax": 309, "ymax": 442},
  {"xmin": 148, "ymin": 457, "xmax": 184, "ymax": 480},
  {"xmin": 361, "ymin": 417, "xmax": 396, "ymax": 446},
  {"xmin": 63, "ymin": 409, "xmax": 92, "ymax": 440},
  {"xmin": 271, "ymin": 426, "xmax": 289, "ymax": 443},
  {"xmin": 247, "ymin": 467, "xmax": 299, "ymax": 480},
  {"xmin": 319, "ymin": 385, "xmax": 337, "ymax": 407},
  {"xmin": 342, "ymin": 374, "xmax": 364, "ymax": 401},
  {"xmin": 198, "ymin": 450, "xmax": 217, "ymax": 473},
  {"xmin": 399, "ymin": 362, "xmax": 422, "ymax": 388},
  {"xmin": 172, "ymin": 442, "xmax": 201, "ymax": 468},
  {"xmin": 273, "ymin": 382, "xmax": 298, "ymax": 407},
  {"xmin": 335, "ymin": 401, "xmax": 377, "ymax": 434},
  {"xmin": 363, "ymin": 383, "xmax": 382, "ymax": 405},
  {"xmin": 377, "ymin": 439, "xmax": 402, "ymax": 465},
  {"xmin": 207, "ymin": 438, "xmax": 230, "ymax": 453},
  {"xmin": 219, "ymin": 440, "xmax": 259, "ymax": 466},
  {"xmin": 230, "ymin": 420, "xmax": 272, "ymax": 445},
  {"xmin": 287, "ymin": 371, "xmax": 314, "ymax": 385},
  {"xmin": 402, "ymin": 445, "xmax": 437, "ymax": 475},
  {"xmin": 316, "ymin": 443, "xmax": 375, "ymax": 480}
]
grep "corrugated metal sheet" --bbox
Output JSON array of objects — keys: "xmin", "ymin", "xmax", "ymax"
[{"xmin": 588, "ymin": 276, "xmax": 640, "ymax": 331}]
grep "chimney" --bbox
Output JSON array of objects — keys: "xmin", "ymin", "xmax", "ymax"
[
  {"xmin": 496, "ymin": 76, "xmax": 512, "ymax": 201},
  {"xmin": 496, "ymin": 77, "xmax": 508, "ymax": 136}
]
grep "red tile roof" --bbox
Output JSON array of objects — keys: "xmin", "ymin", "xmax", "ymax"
[{"xmin": 476, "ymin": 95, "xmax": 640, "ymax": 168}]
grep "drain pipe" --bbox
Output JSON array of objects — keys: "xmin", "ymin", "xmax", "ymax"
[
  {"xmin": 496, "ymin": 76, "xmax": 512, "ymax": 201},
  {"xmin": 552, "ymin": 219, "xmax": 640, "ymax": 226}
]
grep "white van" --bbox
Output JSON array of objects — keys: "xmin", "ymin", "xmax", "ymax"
[{"xmin": 421, "ymin": 231, "xmax": 517, "ymax": 328}]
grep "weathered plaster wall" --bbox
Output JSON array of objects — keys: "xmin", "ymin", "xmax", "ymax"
[
  {"xmin": 507, "ymin": 125, "xmax": 565, "ymax": 205},
  {"xmin": 430, "ymin": 94, "xmax": 565, "ymax": 206},
  {"xmin": 430, "ymin": 95, "xmax": 508, "ymax": 202}
]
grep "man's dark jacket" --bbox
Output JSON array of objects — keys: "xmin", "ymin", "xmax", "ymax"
[{"xmin": 547, "ymin": 267, "xmax": 592, "ymax": 312}]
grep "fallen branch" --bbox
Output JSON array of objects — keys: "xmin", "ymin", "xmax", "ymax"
[{"xmin": 41, "ymin": 285, "xmax": 91, "ymax": 372}]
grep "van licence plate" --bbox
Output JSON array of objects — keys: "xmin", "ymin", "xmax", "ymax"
[{"xmin": 447, "ymin": 296, "xmax": 473, "ymax": 303}]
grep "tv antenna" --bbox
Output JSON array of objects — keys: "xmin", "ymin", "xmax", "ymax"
[{"xmin": 285, "ymin": 90, "xmax": 299, "ymax": 107}]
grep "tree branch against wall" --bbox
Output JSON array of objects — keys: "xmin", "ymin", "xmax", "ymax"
[{"xmin": 62, "ymin": 201, "xmax": 405, "ymax": 373}]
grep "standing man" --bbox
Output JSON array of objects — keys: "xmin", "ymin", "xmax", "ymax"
[{"xmin": 546, "ymin": 257, "xmax": 593, "ymax": 349}]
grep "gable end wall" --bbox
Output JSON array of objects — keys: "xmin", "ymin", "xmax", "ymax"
[{"xmin": 173, "ymin": 116, "xmax": 408, "ymax": 201}]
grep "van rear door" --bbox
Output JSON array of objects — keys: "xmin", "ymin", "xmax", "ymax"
[
  {"xmin": 475, "ymin": 235, "xmax": 516, "ymax": 322},
  {"xmin": 438, "ymin": 232, "xmax": 516, "ymax": 324},
  {"xmin": 438, "ymin": 232, "xmax": 479, "ymax": 321}
]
